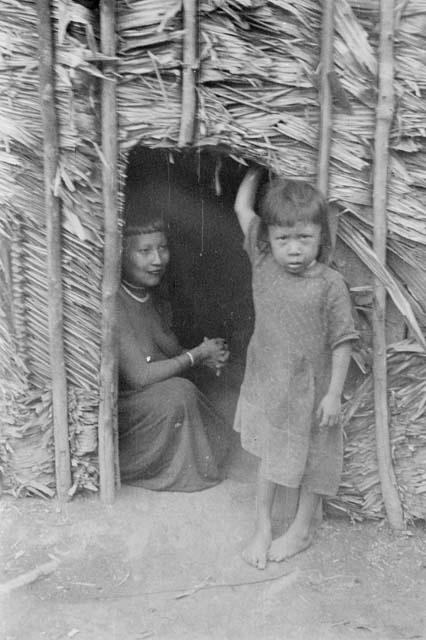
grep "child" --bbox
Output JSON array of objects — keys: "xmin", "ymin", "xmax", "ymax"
[{"xmin": 233, "ymin": 168, "xmax": 358, "ymax": 569}]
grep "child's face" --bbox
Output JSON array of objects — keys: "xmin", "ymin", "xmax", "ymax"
[
  {"xmin": 268, "ymin": 222, "xmax": 321, "ymax": 274},
  {"xmin": 122, "ymin": 231, "xmax": 170, "ymax": 287}
]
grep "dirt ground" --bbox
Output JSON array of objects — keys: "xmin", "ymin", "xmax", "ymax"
[{"xmin": 1, "ymin": 444, "xmax": 426, "ymax": 640}]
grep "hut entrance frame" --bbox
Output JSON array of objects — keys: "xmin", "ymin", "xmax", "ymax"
[
  {"xmin": 3, "ymin": 0, "xmax": 426, "ymax": 526},
  {"xmin": 96, "ymin": 0, "xmax": 405, "ymax": 527}
]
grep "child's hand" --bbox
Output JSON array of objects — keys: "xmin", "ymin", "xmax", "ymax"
[
  {"xmin": 234, "ymin": 166, "xmax": 264, "ymax": 236},
  {"xmin": 316, "ymin": 392, "xmax": 341, "ymax": 428}
]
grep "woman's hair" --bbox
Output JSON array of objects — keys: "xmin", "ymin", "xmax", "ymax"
[{"xmin": 258, "ymin": 177, "xmax": 331, "ymax": 260}]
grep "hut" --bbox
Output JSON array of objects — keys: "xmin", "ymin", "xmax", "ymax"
[{"xmin": 1, "ymin": 0, "xmax": 426, "ymax": 526}]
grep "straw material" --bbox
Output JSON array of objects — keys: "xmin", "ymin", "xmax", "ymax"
[
  {"xmin": 117, "ymin": 0, "xmax": 426, "ymax": 329},
  {"xmin": 0, "ymin": 0, "xmax": 104, "ymax": 496},
  {"xmin": 328, "ymin": 341, "xmax": 426, "ymax": 521},
  {"xmin": 1, "ymin": 0, "xmax": 426, "ymax": 514}
]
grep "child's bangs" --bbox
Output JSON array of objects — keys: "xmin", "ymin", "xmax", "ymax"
[
  {"xmin": 266, "ymin": 198, "xmax": 323, "ymax": 228},
  {"xmin": 288, "ymin": 200, "xmax": 323, "ymax": 227}
]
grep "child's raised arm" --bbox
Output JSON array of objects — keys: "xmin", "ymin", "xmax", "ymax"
[{"xmin": 234, "ymin": 167, "xmax": 263, "ymax": 236}]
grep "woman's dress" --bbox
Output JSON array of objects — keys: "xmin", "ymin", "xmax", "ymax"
[{"xmin": 118, "ymin": 288, "xmax": 228, "ymax": 491}]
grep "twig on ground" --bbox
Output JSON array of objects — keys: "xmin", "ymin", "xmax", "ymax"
[
  {"xmin": 74, "ymin": 567, "xmax": 303, "ymax": 601},
  {"xmin": 0, "ymin": 558, "xmax": 59, "ymax": 595}
]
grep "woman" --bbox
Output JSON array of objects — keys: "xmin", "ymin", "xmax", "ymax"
[{"xmin": 118, "ymin": 218, "xmax": 230, "ymax": 491}]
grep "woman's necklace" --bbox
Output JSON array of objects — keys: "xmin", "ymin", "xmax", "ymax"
[
  {"xmin": 122, "ymin": 278, "xmax": 147, "ymax": 291},
  {"xmin": 121, "ymin": 282, "xmax": 150, "ymax": 303}
]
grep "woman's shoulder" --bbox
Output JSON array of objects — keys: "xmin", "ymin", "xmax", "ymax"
[
  {"xmin": 117, "ymin": 287, "xmax": 137, "ymax": 316},
  {"xmin": 117, "ymin": 287, "xmax": 155, "ymax": 324},
  {"xmin": 117, "ymin": 287, "xmax": 129, "ymax": 317}
]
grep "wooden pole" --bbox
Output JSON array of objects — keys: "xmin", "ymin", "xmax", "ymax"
[
  {"xmin": 372, "ymin": 0, "xmax": 404, "ymax": 530},
  {"xmin": 317, "ymin": 0, "xmax": 338, "ymax": 265},
  {"xmin": 312, "ymin": 0, "xmax": 335, "ymax": 524},
  {"xmin": 36, "ymin": 0, "xmax": 72, "ymax": 502},
  {"xmin": 178, "ymin": 0, "xmax": 198, "ymax": 147},
  {"xmin": 98, "ymin": 0, "xmax": 120, "ymax": 503},
  {"xmin": 317, "ymin": 0, "xmax": 334, "ymax": 198}
]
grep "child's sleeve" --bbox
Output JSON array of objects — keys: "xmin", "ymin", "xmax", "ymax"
[
  {"xmin": 326, "ymin": 274, "xmax": 359, "ymax": 350},
  {"xmin": 243, "ymin": 216, "xmax": 261, "ymax": 264}
]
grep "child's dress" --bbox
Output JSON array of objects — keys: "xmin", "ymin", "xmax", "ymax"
[{"xmin": 234, "ymin": 217, "xmax": 358, "ymax": 496}]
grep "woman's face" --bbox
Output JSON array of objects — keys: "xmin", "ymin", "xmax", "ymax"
[{"xmin": 122, "ymin": 231, "xmax": 170, "ymax": 288}]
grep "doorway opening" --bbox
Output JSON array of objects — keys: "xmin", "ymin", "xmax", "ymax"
[{"xmin": 123, "ymin": 146, "xmax": 255, "ymax": 430}]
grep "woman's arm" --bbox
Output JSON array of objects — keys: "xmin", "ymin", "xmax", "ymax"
[
  {"xmin": 118, "ymin": 311, "xmax": 228, "ymax": 390},
  {"xmin": 118, "ymin": 320, "xmax": 186, "ymax": 389},
  {"xmin": 316, "ymin": 341, "xmax": 352, "ymax": 428},
  {"xmin": 234, "ymin": 167, "xmax": 263, "ymax": 236}
]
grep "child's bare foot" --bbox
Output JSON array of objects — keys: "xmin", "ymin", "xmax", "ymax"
[
  {"xmin": 241, "ymin": 525, "xmax": 272, "ymax": 570},
  {"xmin": 268, "ymin": 526, "xmax": 312, "ymax": 562}
]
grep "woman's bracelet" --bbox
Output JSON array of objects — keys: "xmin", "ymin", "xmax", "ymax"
[{"xmin": 185, "ymin": 351, "xmax": 195, "ymax": 367}]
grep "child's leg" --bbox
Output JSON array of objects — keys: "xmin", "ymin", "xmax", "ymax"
[
  {"xmin": 273, "ymin": 485, "xmax": 299, "ymax": 531},
  {"xmin": 242, "ymin": 471, "xmax": 276, "ymax": 570},
  {"xmin": 311, "ymin": 497, "xmax": 323, "ymax": 533},
  {"xmin": 268, "ymin": 486, "xmax": 320, "ymax": 562}
]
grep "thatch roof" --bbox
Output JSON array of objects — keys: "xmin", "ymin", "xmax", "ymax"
[
  {"xmin": 117, "ymin": 0, "xmax": 426, "ymax": 329},
  {"xmin": 0, "ymin": 0, "xmax": 426, "ymax": 518}
]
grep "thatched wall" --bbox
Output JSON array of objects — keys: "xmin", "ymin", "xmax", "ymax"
[
  {"xmin": 0, "ymin": 0, "xmax": 103, "ymax": 495},
  {"xmin": 329, "ymin": 342, "xmax": 426, "ymax": 520},
  {"xmin": 1, "ymin": 0, "xmax": 426, "ymax": 519}
]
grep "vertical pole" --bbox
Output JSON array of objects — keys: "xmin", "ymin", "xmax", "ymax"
[
  {"xmin": 317, "ymin": 0, "xmax": 334, "ymax": 198},
  {"xmin": 36, "ymin": 0, "xmax": 72, "ymax": 501},
  {"xmin": 315, "ymin": 0, "xmax": 335, "ymax": 523},
  {"xmin": 372, "ymin": 0, "xmax": 404, "ymax": 529},
  {"xmin": 317, "ymin": 0, "xmax": 337, "ymax": 265},
  {"xmin": 178, "ymin": 0, "xmax": 198, "ymax": 147},
  {"xmin": 98, "ymin": 0, "xmax": 120, "ymax": 503}
]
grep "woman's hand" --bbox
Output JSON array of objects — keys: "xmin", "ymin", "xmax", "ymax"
[
  {"xmin": 316, "ymin": 392, "xmax": 341, "ymax": 428},
  {"xmin": 194, "ymin": 337, "xmax": 229, "ymax": 374}
]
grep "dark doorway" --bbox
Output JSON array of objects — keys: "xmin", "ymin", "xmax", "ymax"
[{"xmin": 124, "ymin": 147, "xmax": 254, "ymax": 423}]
